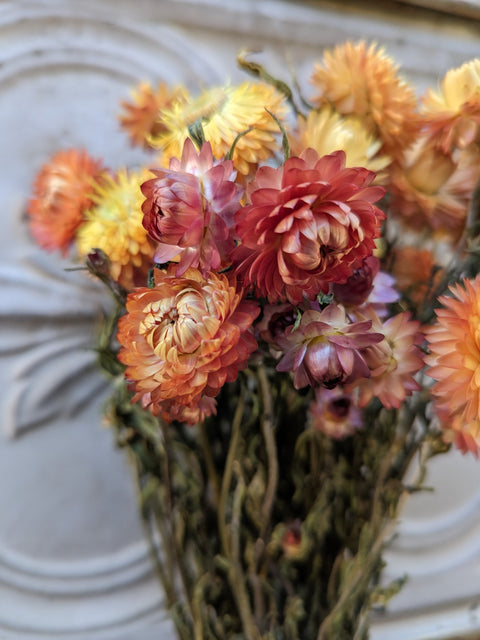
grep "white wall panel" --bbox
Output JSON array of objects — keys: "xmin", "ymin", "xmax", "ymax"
[{"xmin": 1, "ymin": 1, "xmax": 480, "ymax": 638}]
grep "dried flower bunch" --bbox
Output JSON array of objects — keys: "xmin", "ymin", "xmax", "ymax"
[{"xmin": 26, "ymin": 41, "xmax": 480, "ymax": 639}]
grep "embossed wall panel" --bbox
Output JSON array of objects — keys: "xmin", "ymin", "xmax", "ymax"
[{"xmin": 1, "ymin": 1, "xmax": 480, "ymax": 638}]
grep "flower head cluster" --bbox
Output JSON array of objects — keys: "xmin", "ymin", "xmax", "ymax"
[{"xmin": 26, "ymin": 42, "xmax": 480, "ymax": 461}]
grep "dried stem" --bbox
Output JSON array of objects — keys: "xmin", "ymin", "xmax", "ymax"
[
  {"xmin": 257, "ymin": 364, "xmax": 279, "ymax": 536},
  {"xmin": 228, "ymin": 465, "xmax": 261, "ymax": 640},
  {"xmin": 160, "ymin": 421, "xmax": 195, "ymax": 626},
  {"xmin": 199, "ymin": 420, "xmax": 220, "ymax": 507},
  {"xmin": 218, "ymin": 383, "xmax": 247, "ymax": 557}
]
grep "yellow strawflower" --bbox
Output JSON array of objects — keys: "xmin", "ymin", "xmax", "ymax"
[
  {"xmin": 148, "ymin": 82, "xmax": 287, "ymax": 176},
  {"xmin": 291, "ymin": 107, "xmax": 390, "ymax": 178},
  {"xmin": 76, "ymin": 168, "xmax": 155, "ymax": 290}
]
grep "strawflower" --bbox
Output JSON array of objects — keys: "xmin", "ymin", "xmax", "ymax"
[
  {"xmin": 308, "ymin": 386, "xmax": 363, "ymax": 439},
  {"xmin": 232, "ymin": 148, "xmax": 385, "ymax": 304},
  {"xmin": 426, "ymin": 277, "xmax": 480, "ymax": 446},
  {"xmin": 148, "ymin": 81, "xmax": 287, "ymax": 176},
  {"xmin": 141, "ymin": 138, "xmax": 242, "ymax": 275},
  {"xmin": 291, "ymin": 107, "xmax": 390, "ymax": 177},
  {"xmin": 310, "ymin": 40, "xmax": 419, "ymax": 157},
  {"xmin": 117, "ymin": 266, "xmax": 259, "ymax": 424},
  {"xmin": 388, "ymin": 137, "xmax": 480, "ymax": 240},
  {"xmin": 348, "ymin": 309, "xmax": 424, "ymax": 409},
  {"xmin": 276, "ymin": 304, "xmax": 384, "ymax": 390},
  {"xmin": 389, "ymin": 246, "xmax": 443, "ymax": 307},
  {"xmin": 76, "ymin": 168, "xmax": 156, "ymax": 290},
  {"xmin": 421, "ymin": 58, "xmax": 480, "ymax": 153},
  {"xmin": 119, "ymin": 81, "xmax": 189, "ymax": 149},
  {"xmin": 27, "ymin": 149, "xmax": 105, "ymax": 255}
]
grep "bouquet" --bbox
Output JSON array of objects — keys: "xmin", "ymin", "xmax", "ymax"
[{"xmin": 25, "ymin": 41, "xmax": 480, "ymax": 639}]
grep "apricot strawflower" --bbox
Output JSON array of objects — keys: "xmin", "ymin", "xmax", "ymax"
[
  {"xmin": 426, "ymin": 278, "xmax": 480, "ymax": 450},
  {"xmin": 147, "ymin": 81, "xmax": 287, "ymax": 176},
  {"xmin": 76, "ymin": 168, "xmax": 156, "ymax": 290},
  {"xmin": 232, "ymin": 148, "xmax": 385, "ymax": 304},
  {"xmin": 117, "ymin": 266, "xmax": 259, "ymax": 424},
  {"xmin": 388, "ymin": 137, "xmax": 480, "ymax": 240},
  {"xmin": 310, "ymin": 41, "xmax": 419, "ymax": 157},
  {"xmin": 421, "ymin": 59, "xmax": 480, "ymax": 153},
  {"xmin": 119, "ymin": 81, "xmax": 188, "ymax": 149},
  {"xmin": 27, "ymin": 149, "xmax": 105, "ymax": 255},
  {"xmin": 141, "ymin": 139, "xmax": 242, "ymax": 276}
]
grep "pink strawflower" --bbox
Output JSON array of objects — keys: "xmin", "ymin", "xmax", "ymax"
[
  {"xmin": 256, "ymin": 302, "xmax": 298, "ymax": 356},
  {"xmin": 308, "ymin": 387, "xmax": 363, "ymax": 439},
  {"xmin": 348, "ymin": 309, "xmax": 424, "ymax": 409},
  {"xmin": 332, "ymin": 256, "xmax": 378, "ymax": 307},
  {"xmin": 232, "ymin": 149, "xmax": 385, "ymax": 304},
  {"xmin": 141, "ymin": 138, "xmax": 243, "ymax": 276},
  {"xmin": 333, "ymin": 256, "xmax": 400, "ymax": 317},
  {"xmin": 276, "ymin": 304, "xmax": 383, "ymax": 390}
]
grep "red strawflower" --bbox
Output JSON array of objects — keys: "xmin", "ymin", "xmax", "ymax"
[{"xmin": 232, "ymin": 149, "xmax": 385, "ymax": 304}]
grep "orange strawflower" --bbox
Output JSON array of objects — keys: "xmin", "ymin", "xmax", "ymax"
[
  {"xmin": 117, "ymin": 266, "xmax": 259, "ymax": 424},
  {"xmin": 27, "ymin": 149, "xmax": 105, "ymax": 255},
  {"xmin": 76, "ymin": 168, "xmax": 156, "ymax": 290},
  {"xmin": 118, "ymin": 81, "xmax": 188, "ymax": 149},
  {"xmin": 421, "ymin": 58, "xmax": 480, "ymax": 153},
  {"xmin": 426, "ymin": 278, "xmax": 480, "ymax": 453},
  {"xmin": 440, "ymin": 411, "xmax": 480, "ymax": 458},
  {"xmin": 310, "ymin": 41, "xmax": 419, "ymax": 158},
  {"xmin": 148, "ymin": 82, "xmax": 287, "ymax": 176},
  {"xmin": 389, "ymin": 246, "xmax": 442, "ymax": 306}
]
